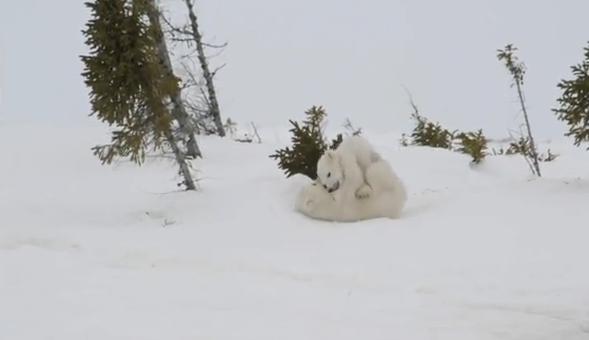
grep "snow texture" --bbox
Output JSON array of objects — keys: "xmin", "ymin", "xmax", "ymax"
[{"xmin": 1, "ymin": 122, "xmax": 589, "ymax": 339}]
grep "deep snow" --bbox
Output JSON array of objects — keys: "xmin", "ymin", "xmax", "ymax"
[{"xmin": 1, "ymin": 122, "xmax": 589, "ymax": 340}]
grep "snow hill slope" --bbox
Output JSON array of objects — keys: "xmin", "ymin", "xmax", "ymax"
[{"xmin": 1, "ymin": 122, "xmax": 589, "ymax": 340}]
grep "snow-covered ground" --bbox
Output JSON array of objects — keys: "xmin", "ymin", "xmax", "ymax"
[{"xmin": 1, "ymin": 122, "xmax": 589, "ymax": 340}]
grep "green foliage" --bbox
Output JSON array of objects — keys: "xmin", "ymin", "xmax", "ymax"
[
  {"xmin": 456, "ymin": 130, "xmax": 488, "ymax": 164},
  {"xmin": 497, "ymin": 44, "xmax": 526, "ymax": 86},
  {"xmin": 404, "ymin": 109, "xmax": 490, "ymax": 164},
  {"xmin": 504, "ymin": 137, "xmax": 559, "ymax": 163},
  {"xmin": 270, "ymin": 106, "xmax": 342, "ymax": 179},
  {"xmin": 505, "ymin": 136, "xmax": 541, "ymax": 174},
  {"xmin": 497, "ymin": 43, "xmax": 542, "ymax": 177},
  {"xmin": 409, "ymin": 113, "xmax": 455, "ymax": 149},
  {"xmin": 507, "ymin": 137, "xmax": 554, "ymax": 160},
  {"xmin": 506, "ymin": 136, "xmax": 532, "ymax": 156},
  {"xmin": 554, "ymin": 43, "xmax": 589, "ymax": 148},
  {"xmin": 81, "ymin": 0, "xmax": 179, "ymax": 164}
]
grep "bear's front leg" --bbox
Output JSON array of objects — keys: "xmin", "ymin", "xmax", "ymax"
[
  {"xmin": 337, "ymin": 153, "xmax": 366, "ymax": 201},
  {"xmin": 355, "ymin": 183, "xmax": 373, "ymax": 199}
]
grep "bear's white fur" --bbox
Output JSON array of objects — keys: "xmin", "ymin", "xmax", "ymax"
[
  {"xmin": 316, "ymin": 136, "xmax": 381, "ymax": 200},
  {"xmin": 297, "ymin": 140, "xmax": 407, "ymax": 222}
]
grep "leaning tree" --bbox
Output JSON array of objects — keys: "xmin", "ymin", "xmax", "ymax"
[{"xmin": 81, "ymin": 0, "xmax": 197, "ymax": 190}]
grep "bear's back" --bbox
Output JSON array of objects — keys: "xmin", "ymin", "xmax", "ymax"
[{"xmin": 336, "ymin": 135, "xmax": 381, "ymax": 170}]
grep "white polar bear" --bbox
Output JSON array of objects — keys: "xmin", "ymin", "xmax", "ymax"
[
  {"xmin": 296, "ymin": 158, "xmax": 407, "ymax": 222},
  {"xmin": 316, "ymin": 135, "xmax": 382, "ymax": 200}
]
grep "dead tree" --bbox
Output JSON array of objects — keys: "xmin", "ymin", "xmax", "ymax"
[
  {"xmin": 343, "ymin": 118, "xmax": 362, "ymax": 136},
  {"xmin": 182, "ymin": 0, "xmax": 226, "ymax": 137},
  {"xmin": 250, "ymin": 122, "xmax": 262, "ymax": 144},
  {"xmin": 164, "ymin": 129, "xmax": 197, "ymax": 190},
  {"xmin": 180, "ymin": 61, "xmax": 220, "ymax": 135},
  {"xmin": 146, "ymin": 0, "xmax": 202, "ymax": 158}
]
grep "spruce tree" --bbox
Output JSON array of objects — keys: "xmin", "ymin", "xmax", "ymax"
[
  {"xmin": 554, "ymin": 43, "xmax": 589, "ymax": 147},
  {"xmin": 270, "ymin": 106, "xmax": 342, "ymax": 179},
  {"xmin": 81, "ymin": 0, "xmax": 197, "ymax": 190}
]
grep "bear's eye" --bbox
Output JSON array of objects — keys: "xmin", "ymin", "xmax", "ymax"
[
  {"xmin": 323, "ymin": 184, "xmax": 328, "ymax": 189},
  {"xmin": 327, "ymin": 172, "xmax": 331, "ymax": 178}
]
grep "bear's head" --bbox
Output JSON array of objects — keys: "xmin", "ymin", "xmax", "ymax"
[
  {"xmin": 295, "ymin": 181, "xmax": 335, "ymax": 215},
  {"xmin": 316, "ymin": 150, "xmax": 343, "ymax": 193}
]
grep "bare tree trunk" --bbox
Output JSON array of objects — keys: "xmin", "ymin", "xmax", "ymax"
[
  {"xmin": 164, "ymin": 130, "xmax": 197, "ymax": 190},
  {"xmin": 146, "ymin": 0, "xmax": 202, "ymax": 158},
  {"xmin": 250, "ymin": 122, "xmax": 262, "ymax": 144},
  {"xmin": 184, "ymin": 0, "xmax": 226, "ymax": 137},
  {"xmin": 515, "ymin": 81, "xmax": 542, "ymax": 177}
]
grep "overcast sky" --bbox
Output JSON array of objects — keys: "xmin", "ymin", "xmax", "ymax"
[{"xmin": 1, "ymin": 0, "xmax": 588, "ymax": 138}]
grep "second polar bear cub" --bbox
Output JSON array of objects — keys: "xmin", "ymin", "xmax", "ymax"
[{"xmin": 316, "ymin": 135, "xmax": 381, "ymax": 200}]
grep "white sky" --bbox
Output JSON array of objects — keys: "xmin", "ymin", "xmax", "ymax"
[{"xmin": 1, "ymin": 0, "xmax": 588, "ymax": 138}]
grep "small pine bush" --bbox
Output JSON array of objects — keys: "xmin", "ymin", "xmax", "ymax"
[
  {"xmin": 504, "ymin": 136, "xmax": 545, "ymax": 173},
  {"xmin": 505, "ymin": 137, "xmax": 559, "ymax": 163},
  {"xmin": 404, "ymin": 110, "xmax": 489, "ymax": 164},
  {"xmin": 506, "ymin": 136, "xmax": 532, "ymax": 156},
  {"xmin": 409, "ymin": 113, "xmax": 454, "ymax": 149},
  {"xmin": 554, "ymin": 43, "xmax": 589, "ymax": 147},
  {"xmin": 456, "ymin": 130, "xmax": 488, "ymax": 164},
  {"xmin": 270, "ymin": 106, "xmax": 342, "ymax": 179}
]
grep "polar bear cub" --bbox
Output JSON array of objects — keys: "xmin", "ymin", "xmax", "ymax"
[
  {"xmin": 296, "ymin": 158, "xmax": 407, "ymax": 221},
  {"xmin": 316, "ymin": 135, "xmax": 381, "ymax": 200}
]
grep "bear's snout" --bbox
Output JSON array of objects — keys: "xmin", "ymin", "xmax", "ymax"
[{"xmin": 327, "ymin": 181, "xmax": 340, "ymax": 193}]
